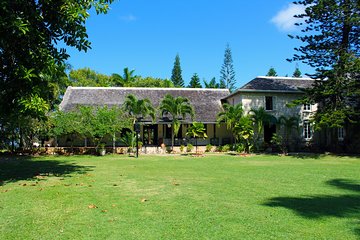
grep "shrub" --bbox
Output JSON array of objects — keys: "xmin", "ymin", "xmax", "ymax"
[
  {"xmin": 235, "ymin": 143, "xmax": 245, "ymax": 153},
  {"xmin": 216, "ymin": 145, "xmax": 223, "ymax": 152},
  {"xmin": 186, "ymin": 143, "xmax": 194, "ymax": 153},
  {"xmin": 180, "ymin": 145, "xmax": 185, "ymax": 152},
  {"xmin": 222, "ymin": 144, "xmax": 231, "ymax": 152},
  {"xmin": 205, "ymin": 144, "xmax": 213, "ymax": 152}
]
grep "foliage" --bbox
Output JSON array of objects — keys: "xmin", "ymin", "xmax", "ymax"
[
  {"xmin": 186, "ymin": 143, "xmax": 194, "ymax": 153},
  {"xmin": 69, "ymin": 68, "xmax": 113, "ymax": 87},
  {"xmin": 289, "ymin": 0, "xmax": 360, "ymax": 131},
  {"xmin": 120, "ymin": 131, "xmax": 136, "ymax": 153},
  {"xmin": 266, "ymin": 67, "xmax": 278, "ymax": 77},
  {"xmin": 222, "ymin": 144, "xmax": 231, "ymax": 152},
  {"xmin": 205, "ymin": 144, "xmax": 213, "ymax": 152},
  {"xmin": 123, "ymin": 94, "xmax": 156, "ymax": 123},
  {"xmin": 159, "ymin": 94, "xmax": 195, "ymax": 149},
  {"xmin": 249, "ymin": 107, "xmax": 273, "ymax": 150},
  {"xmin": 188, "ymin": 73, "xmax": 202, "ymax": 88},
  {"xmin": 180, "ymin": 145, "xmax": 185, "ymax": 152},
  {"xmin": 216, "ymin": 103, "xmax": 244, "ymax": 143},
  {"xmin": 186, "ymin": 122, "xmax": 208, "ymax": 153},
  {"xmin": 278, "ymin": 115, "xmax": 300, "ymax": 147},
  {"xmin": 292, "ymin": 67, "xmax": 302, "ymax": 78},
  {"xmin": 127, "ymin": 77, "xmax": 174, "ymax": 88},
  {"xmin": 270, "ymin": 133, "xmax": 287, "ymax": 154},
  {"xmin": 171, "ymin": 54, "xmax": 184, "ymax": 87},
  {"xmin": 52, "ymin": 106, "xmax": 131, "ymax": 148},
  {"xmin": 220, "ymin": 44, "xmax": 236, "ymax": 92},
  {"xmin": 233, "ymin": 116, "xmax": 254, "ymax": 153},
  {"xmin": 0, "ymin": 0, "xmax": 114, "ymax": 121},
  {"xmin": 203, "ymin": 77, "xmax": 220, "ymax": 88}
]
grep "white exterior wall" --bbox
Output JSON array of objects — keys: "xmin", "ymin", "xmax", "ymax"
[{"xmin": 227, "ymin": 91, "xmax": 317, "ymax": 144}]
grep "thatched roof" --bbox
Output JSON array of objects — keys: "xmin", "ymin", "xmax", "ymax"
[{"xmin": 60, "ymin": 87, "xmax": 230, "ymax": 123}]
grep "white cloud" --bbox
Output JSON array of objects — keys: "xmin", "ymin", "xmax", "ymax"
[
  {"xmin": 120, "ymin": 14, "xmax": 137, "ymax": 22},
  {"xmin": 271, "ymin": 3, "xmax": 306, "ymax": 31}
]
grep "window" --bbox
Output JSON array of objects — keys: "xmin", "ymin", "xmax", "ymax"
[
  {"xmin": 303, "ymin": 121, "xmax": 312, "ymax": 139},
  {"xmin": 303, "ymin": 104, "xmax": 311, "ymax": 111},
  {"xmin": 265, "ymin": 96, "xmax": 274, "ymax": 110},
  {"xmin": 338, "ymin": 128, "xmax": 345, "ymax": 141}
]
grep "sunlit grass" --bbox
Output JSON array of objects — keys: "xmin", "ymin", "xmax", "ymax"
[{"xmin": 0, "ymin": 154, "xmax": 359, "ymax": 239}]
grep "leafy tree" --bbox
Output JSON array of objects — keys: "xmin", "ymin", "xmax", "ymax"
[
  {"xmin": 266, "ymin": 67, "xmax": 278, "ymax": 77},
  {"xmin": 249, "ymin": 107, "xmax": 273, "ymax": 149},
  {"xmin": 220, "ymin": 44, "xmax": 236, "ymax": 92},
  {"xmin": 159, "ymin": 94, "xmax": 195, "ymax": 150},
  {"xmin": 292, "ymin": 67, "xmax": 302, "ymax": 78},
  {"xmin": 216, "ymin": 103, "xmax": 244, "ymax": 143},
  {"xmin": 188, "ymin": 73, "xmax": 202, "ymax": 88},
  {"xmin": 69, "ymin": 68, "xmax": 112, "ymax": 87},
  {"xmin": 127, "ymin": 77, "xmax": 174, "ymax": 88},
  {"xmin": 0, "ymin": 0, "xmax": 114, "ymax": 120},
  {"xmin": 203, "ymin": 77, "xmax": 220, "ymax": 88},
  {"xmin": 123, "ymin": 94, "xmax": 156, "ymax": 124},
  {"xmin": 171, "ymin": 54, "xmax": 185, "ymax": 87},
  {"xmin": 186, "ymin": 122, "xmax": 208, "ymax": 153},
  {"xmin": 289, "ymin": 0, "xmax": 360, "ymax": 131}
]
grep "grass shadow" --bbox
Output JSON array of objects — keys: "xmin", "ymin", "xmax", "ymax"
[
  {"xmin": 288, "ymin": 153, "xmax": 322, "ymax": 159},
  {"xmin": 263, "ymin": 178, "xmax": 360, "ymax": 237},
  {"xmin": 0, "ymin": 156, "xmax": 94, "ymax": 186}
]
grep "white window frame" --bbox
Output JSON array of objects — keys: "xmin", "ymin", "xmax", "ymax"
[
  {"xmin": 303, "ymin": 121, "xmax": 312, "ymax": 140},
  {"xmin": 338, "ymin": 127, "xmax": 345, "ymax": 141},
  {"xmin": 303, "ymin": 104, "xmax": 311, "ymax": 112}
]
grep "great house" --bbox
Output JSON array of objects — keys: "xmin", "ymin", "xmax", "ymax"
[{"xmin": 59, "ymin": 86, "xmax": 232, "ymax": 147}]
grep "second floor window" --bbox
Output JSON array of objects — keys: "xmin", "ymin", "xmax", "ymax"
[
  {"xmin": 303, "ymin": 104, "xmax": 311, "ymax": 111},
  {"xmin": 265, "ymin": 96, "xmax": 274, "ymax": 110}
]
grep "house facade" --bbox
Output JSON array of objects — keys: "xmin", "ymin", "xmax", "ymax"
[
  {"xmin": 223, "ymin": 76, "xmax": 317, "ymax": 149},
  {"xmin": 59, "ymin": 87, "xmax": 232, "ymax": 148}
]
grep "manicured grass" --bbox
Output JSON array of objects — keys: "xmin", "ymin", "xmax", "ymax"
[{"xmin": 0, "ymin": 153, "xmax": 359, "ymax": 239}]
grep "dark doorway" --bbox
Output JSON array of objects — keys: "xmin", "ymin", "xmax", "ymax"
[
  {"xmin": 143, "ymin": 125, "xmax": 158, "ymax": 145},
  {"xmin": 264, "ymin": 123, "xmax": 276, "ymax": 143}
]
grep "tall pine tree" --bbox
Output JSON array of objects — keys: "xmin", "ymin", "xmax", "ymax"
[
  {"xmin": 266, "ymin": 67, "xmax": 278, "ymax": 77},
  {"xmin": 289, "ymin": 0, "xmax": 360, "ymax": 130},
  {"xmin": 292, "ymin": 67, "xmax": 302, "ymax": 78},
  {"xmin": 188, "ymin": 73, "xmax": 202, "ymax": 88},
  {"xmin": 171, "ymin": 54, "xmax": 185, "ymax": 87},
  {"xmin": 220, "ymin": 44, "xmax": 236, "ymax": 92}
]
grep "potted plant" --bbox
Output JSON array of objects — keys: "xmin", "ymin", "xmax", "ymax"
[{"xmin": 98, "ymin": 143, "xmax": 106, "ymax": 156}]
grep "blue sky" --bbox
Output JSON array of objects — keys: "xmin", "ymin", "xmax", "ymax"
[{"xmin": 66, "ymin": 0, "xmax": 312, "ymax": 88}]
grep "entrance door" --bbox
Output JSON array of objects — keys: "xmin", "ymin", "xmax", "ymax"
[
  {"xmin": 143, "ymin": 125, "xmax": 158, "ymax": 145},
  {"xmin": 264, "ymin": 123, "xmax": 276, "ymax": 143}
]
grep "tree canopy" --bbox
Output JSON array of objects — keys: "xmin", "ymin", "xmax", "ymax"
[
  {"xmin": 0, "ymin": 0, "xmax": 114, "ymax": 119},
  {"xmin": 289, "ymin": 0, "xmax": 360, "ymax": 129}
]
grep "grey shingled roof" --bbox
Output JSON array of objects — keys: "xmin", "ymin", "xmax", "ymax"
[
  {"xmin": 60, "ymin": 87, "xmax": 230, "ymax": 123},
  {"xmin": 240, "ymin": 76, "xmax": 314, "ymax": 91},
  {"xmin": 224, "ymin": 76, "xmax": 315, "ymax": 99}
]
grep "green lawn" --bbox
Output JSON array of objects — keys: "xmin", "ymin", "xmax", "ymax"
[{"xmin": 0, "ymin": 153, "xmax": 359, "ymax": 239}]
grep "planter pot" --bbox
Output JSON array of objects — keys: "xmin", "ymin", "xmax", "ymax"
[{"xmin": 98, "ymin": 149, "xmax": 106, "ymax": 156}]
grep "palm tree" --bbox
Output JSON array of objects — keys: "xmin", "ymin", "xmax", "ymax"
[
  {"xmin": 278, "ymin": 115, "xmax": 300, "ymax": 148},
  {"xmin": 216, "ymin": 103, "xmax": 244, "ymax": 143},
  {"xmin": 111, "ymin": 67, "xmax": 136, "ymax": 87},
  {"xmin": 186, "ymin": 122, "xmax": 208, "ymax": 154},
  {"xmin": 249, "ymin": 107, "xmax": 272, "ymax": 147},
  {"xmin": 123, "ymin": 94, "xmax": 155, "ymax": 123},
  {"xmin": 159, "ymin": 94, "xmax": 195, "ymax": 150}
]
